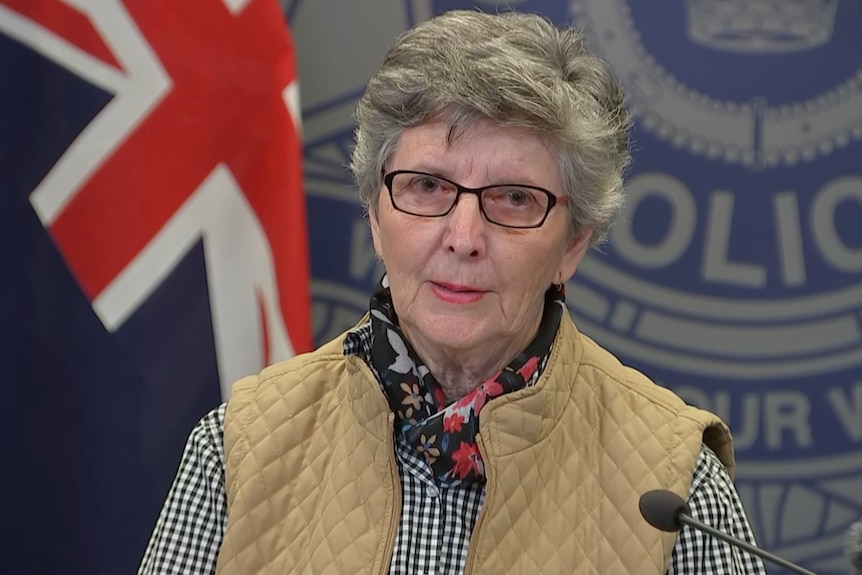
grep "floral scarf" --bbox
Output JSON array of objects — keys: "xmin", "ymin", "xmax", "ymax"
[{"xmin": 369, "ymin": 276, "xmax": 565, "ymax": 487}]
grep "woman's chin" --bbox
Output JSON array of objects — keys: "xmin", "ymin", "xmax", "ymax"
[{"xmin": 414, "ymin": 315, "xmax": 490, "ymax": 353}]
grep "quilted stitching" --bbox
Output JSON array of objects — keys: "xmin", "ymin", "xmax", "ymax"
[
  {"xmin": 468, "ymin": 317, "xmax": 730, "ymax": 574},
  {"xmin": 218, "ymin": 340, "xmax": 399, "ymax": 575},
  {"xmin": 217, "ymin": 313, "xmax": 731, "ymax": 575}
]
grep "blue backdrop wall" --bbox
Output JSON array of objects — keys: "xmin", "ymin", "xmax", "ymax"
[{"xmin": 296, "ymin": 1, "xmax": 862, "ymax": 573}]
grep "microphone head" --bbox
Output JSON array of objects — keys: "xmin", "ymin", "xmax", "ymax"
[
  {"xmin": 639, "ymin": 489, "xmax": 691, "ymax": 533},
  {"xmin": 846, "ymin": 521, "xmax": 862, "ymax": 570}
]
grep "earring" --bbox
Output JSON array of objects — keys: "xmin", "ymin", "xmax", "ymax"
[{"xmin": 554, "ymin": 271, "xmax": 566, "ymax": 298}]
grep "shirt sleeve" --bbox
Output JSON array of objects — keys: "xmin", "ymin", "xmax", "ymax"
[
  {"xmin": 137, "ymin": 404, "xmax": 228, "ymax": 575},
  {"xmin": 667, "ymin": 444, "xmax": 767, "ymax": 574}
]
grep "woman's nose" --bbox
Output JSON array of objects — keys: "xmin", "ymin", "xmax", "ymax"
[{"xmin": 443, "ymin": 193, "xmax": 487, "ymax": 257}]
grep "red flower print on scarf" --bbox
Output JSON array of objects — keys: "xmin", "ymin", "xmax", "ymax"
[
  {"xmin": 518, "ymin": 356, "xmax": 540, "ymax": 381},
  {"xmin": 472, "ymin": 378, "xmax": 504, "ymax": 414},
  {"xmin": 433, "ymin": 386, "xmax": 446, "ymax": 409},
  {"xmin": 483, "ymin": 379, "xmax": 504, "ymax": 397},
  {"xmin": 443, "ymin": 412, "xmax": 465, "ymax": 433},
  {"xmin": 450, "ymin": 441, "xmax": 482, "ymax": 480},
  {"xmin": 452, "ymin": 387, "xmax": 479, "ymax": 411}
]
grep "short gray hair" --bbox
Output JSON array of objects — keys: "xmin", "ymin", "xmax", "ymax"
[{"xmin": 349, "ymin": 9, "xmax": 632, "ymax": 245}]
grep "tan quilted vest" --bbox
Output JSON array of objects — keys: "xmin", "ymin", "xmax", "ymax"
[{"xmin": 217, "ymin": 311, "xmax": 733, "ymax": 574}]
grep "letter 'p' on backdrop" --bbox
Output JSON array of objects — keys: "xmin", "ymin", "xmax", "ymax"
[{"xmin": 293, "ymin": 1, "xmax": 862, "ymax": 573}]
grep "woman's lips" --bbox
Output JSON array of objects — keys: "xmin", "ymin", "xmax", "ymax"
[{"xmin": 429, "ymin": 282, "xmax": 487, "ymax": 304}]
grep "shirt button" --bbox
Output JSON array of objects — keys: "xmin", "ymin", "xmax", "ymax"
[{"xmin": 426, "ymin": 484, "xmax": 439, "ymax": 498}]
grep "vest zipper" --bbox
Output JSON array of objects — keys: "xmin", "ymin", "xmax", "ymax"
[
  {"xmin": 380, "ymin": 412, "xmax": 400, "ymax": 575},
  {"xmin": 463, "ymin": 432, "xmax": 491, "ymax": 575}
]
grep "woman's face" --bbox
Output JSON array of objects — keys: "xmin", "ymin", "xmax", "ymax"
[{"xmin": 370, "ymin": 118, "xmax": 592, "ymax": 360}]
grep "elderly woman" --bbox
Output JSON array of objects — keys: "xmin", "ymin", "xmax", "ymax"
[{"xmin": 139, "ymin": 10, "xmax": 765, "ymax": 575}]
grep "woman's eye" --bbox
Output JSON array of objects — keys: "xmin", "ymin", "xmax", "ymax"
[
  {"xmin": 506, "ymin": 189, "xmax": 532, "ymax": 206},
  {"xmin": 414, "ymin": 177, "xmax": 441, "ymax": 192}
]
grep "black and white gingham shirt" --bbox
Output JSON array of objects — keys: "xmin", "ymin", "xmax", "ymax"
[{"xmin": 138, "ymin": 321, "xmax": 766, "ymax": 574}]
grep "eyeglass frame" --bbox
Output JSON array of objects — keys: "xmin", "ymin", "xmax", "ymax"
[{"xmin": 382, "ymin": 170, "xmax": 569, "ymax": 229}]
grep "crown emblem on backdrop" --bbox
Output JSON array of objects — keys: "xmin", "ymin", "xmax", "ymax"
[{"xmin": 685, "ymin": 0, "xmax": 840, "ymax": 52}]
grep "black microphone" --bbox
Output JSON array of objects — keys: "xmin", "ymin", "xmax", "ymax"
[
  {"xmin": 847, "ymin": 521, "xmax": 862, "ymax": 575},
  {"xmin": 639, "ymin": 489, "xmax": 819, "ymax": 575}
]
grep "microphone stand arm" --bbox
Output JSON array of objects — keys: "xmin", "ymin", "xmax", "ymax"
[{"xmin": 678, "ymin": 514, "xmax": 819, "ymax": 575}]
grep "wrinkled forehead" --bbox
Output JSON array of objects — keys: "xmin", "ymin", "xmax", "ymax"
[
  {"xmin": 387, "ymin": 115, "xmax": 561, "ymax": 186},
  {"xmin": 431, "ymin": 107, "xmax": 556, "ymax": 153}
]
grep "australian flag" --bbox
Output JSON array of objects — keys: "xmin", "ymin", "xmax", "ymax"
[{"xmin": 0, "ymin": 1, "xmax": 311, "ymax": 573}]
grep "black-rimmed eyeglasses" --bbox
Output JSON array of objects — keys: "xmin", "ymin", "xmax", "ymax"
[{"xmin": 383, "ymin": 170, "xmax": 568, "ymax": 229}]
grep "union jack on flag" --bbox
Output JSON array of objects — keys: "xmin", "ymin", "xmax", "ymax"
[{"xmin": 0, "ymin": 1, "xmax": 310, "ymax": 572}]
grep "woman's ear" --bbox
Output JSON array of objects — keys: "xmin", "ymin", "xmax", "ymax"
[
  {"xmin": 559, "ymin": 228, "xmax": 593, "ymax": 283},
  {"xmin": 368, "ymin": 205, "xmax": 384, "ymax": 261}
]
